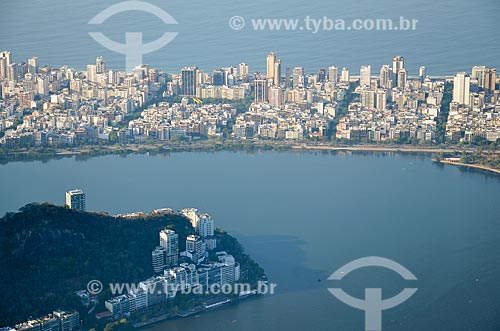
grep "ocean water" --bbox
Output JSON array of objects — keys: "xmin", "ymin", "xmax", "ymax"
[
  {"xmin": 0, "ymin": 0, "xmax": 499, "ymax": 75},
  {"xmin": 0, "ymin": 151, "xmax": 499, "ymax": 330}
]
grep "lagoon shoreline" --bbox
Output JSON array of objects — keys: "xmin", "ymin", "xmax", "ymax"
[{"xmin": 0, "ymin": 140, "xmax": 478, "ymax": 164}]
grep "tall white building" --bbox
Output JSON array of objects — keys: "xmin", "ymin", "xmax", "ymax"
[
  {"xmin": 266, "ymin": 52, "xmax": 276, "ymax": 81},
  {"xmin": 181, "ymin": 208, "xmax": 199, "ymax": 228},
  {"xmin": 292, "ymin": 67, "xmax": 305, "ymax": 88},
  {"xmin": 341, "ymin": 67, "xmax": 350, "ymax": 82},
  {"xmin": 397, "ymin": 68, "xmax": 407, "ymax": 89},
  {"xmin": 254, "ymin": 79, "xmax": 268, "ymax": 103},
  {"xmin": 160, "ymin": 229, "xmax": 179, "ymax": 267},
  {"xmin": 361, "ymin": 89, "xmax": 375, "ymax": 109},
  {"xmin": 274, "ymin": 59, "xmax": 281, "ymax": 86},
  {"xmin": 453, "ymin": 72, "xmax": 471, "ymax": 105},
  {"xmin": 392, "ymin": 56, "xmax": 404, "ymax": 85},
  {"xmin": 181, "ymin": 66, "xmax": 198, "ymax": 96},
  {"xmin": 28, "ymin": 57, "xmax": 39, "ymax": 74},
  {"xmin": 239, "ymin": 63, "xmax": 249, "ymax": 80},
  {"xmin": 269, "ymin": 86, "xmax": 283, "ymax": 107},
  {"xmin": 65, "ymin": 189, "xmax": 86, "ymax": 211},
  {"xmin": 379, "ymin": 65, "xmax": 392, "ymax": 88},
  {"xmin": 186, "ymin": 234, "xmax": 206, "ymax": 263},
  {"xmin": 471, "ymin": 66, "xmax": 486, "ymax": 86},
  {"xmin": 419, "ymin": 66, "xmax": 426, "ymax": 83},
  {"xmin": 87, "ymin": 64, "xmax": 97, "ymax": 83},
  {"xmin": 96, "ymin": 56, "xmax": 106, "ymax": 74},
  {"xmin": 197, "ymin": 214, "xmax": 215, "ymax": 237},
  {"xmin": 328, "ymin": 66, "xmax": 338, "ymax": 84},
  {"xmin": 376, "ymin": 90, "xmax": 387, "ymax": 110},
  {"xmin": 0, "ymin": 51, "xmax": 12, "ymax": 78},
  {"xmin": 152, "ymin": 246, "xmax": 166, "ymax": 273},
  {"xmin": 360, "ymin": 65, "xmax": 371, "ymax": 87}
]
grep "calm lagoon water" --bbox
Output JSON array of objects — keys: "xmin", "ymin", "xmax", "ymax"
[{"xmin": 1, "ymin": 151, "xmax": 499, "ymax": 330}]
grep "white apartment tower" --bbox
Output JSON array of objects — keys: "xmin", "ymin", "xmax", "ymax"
[
  {"xmin": 274, "ymin": 59, "xmax": 281, "ymax": 86},
  {"xmin": 239, "ymin": 63, "xmax": 249, "ymax": 80},
  {"xmin": 397, "ymin": 68, "xmax": 407, "ymax": 89},
  {"xmin": 341, "ymin": 67, "xmax": 350, "ymax": 82},
  {"xmin": 392, "ymin": 56, "xmax": 404, "ymax": 85},
  {"xmin": 267, "ymin": 52, "xmax": 276, "ymax": 81},
  {"xmin": 419, "ymin": 66, "xmax": 426, "ymax": 83},
  {"xmin": 65, "ymin": 189, "xmax": 86, "ymax": 212},
  {"xmin": 181, "ymin": 208, "xmax": 199, "ymax": 228},
  {"xmin": 197, "ymin": 214, "xmax": 215, "ymax": 237},
  {"xmin": 96, "ymin": 56, "xmax": 106, "ymax": 74},
  {"xmin": 160, "ymin": 229, "xmax": 179, "ymax": 267},
  {"xmin": 453, "ymin": 72, "xmax": 471, "ymax": 105},
  {"xmin": 360, "ymin": 65, "xmax": 371, "ymax": 87},
  {"xmin": 151, "ymin": 246, "xmax": 166, "ymax": 273},
  {"xmin": 328, "ymin": 66, "xmax": 338, "ymax": 84},
  {"xmin": 379, "ymin": 65, "xmax": 392, "ymax": 88}
]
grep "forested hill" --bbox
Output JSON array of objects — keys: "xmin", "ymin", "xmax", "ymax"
[{"xmin": 0, "ymin": 203, "xmax": 194, "ymax": 325}]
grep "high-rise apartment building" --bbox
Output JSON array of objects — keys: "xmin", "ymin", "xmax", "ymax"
[
  {"xmin": 419, "ymin": 66, "xmax": 426, "ymax": 83},
  {"xmin": 484, "ymin": 68, "xmax": 496, "ymax": 94},
  {"xmin": 65, "ymin": 189, "xmax": 86, "ymax": 212},
  {"xmin": 292, "ymin": 67, "xmax": 305, "ymax": 88},
  {"xmin": 274, "ymin": 59, "xmax": 281, "ymax": 86},
  {"xmin": 379, "ymin": 65, "xmax": 392, "ymax": 88},
  {"xmin": 254, "ymin": 79, "xmax": 268, "ymax": 103},
  {"xmin": 453, "ymin": 72, "xmax": 471, "ymax": 105},
  {"xmin": 0, "ymin": 51, "xmax": 12, "ymax": 78},
  {"xmin": 181, "ymin": 66, "xmax": 198, "ymax": 96},
  {"xmin": 392, "ymin": 56, "xmax": 404, "ymax": 86},
  {"xmin": 269, "ymin": 86, "xmax": 283, "ymax": 107},
  {"xmin": 152, "ymin": 246, "xmax": 166, "ymax": 273},
  {"xmin": 360, "ymin": 65, "xmax": 371, "ymax": 87},
  {"xmin": 341, "ymin": 67, "xmax": 350, "ymax": 82},
  {"xmin": 28, "ymin": 56, "xmax": 39, "ymax": 74},
  {"xmin": 197, "ymin": 214, "xmax": 215, "ymax": 237},
  {"xmin": 159, "ymin": 229, "xmax": 179, "ymax": 267},
  {"xmin": 186, "ymin": 234, "xmax": 206, "ymax": 263},
  {"xmin": 328, "ymin": 66, "xmax": 338, "ymax": 84},
  {"xmin": 361, "ymin": 89, "xmax": 375, "ymax": 108},
  {"xmin": 397, "ymin": 68, "xmax": 407, "ymax": 89},
  {"xmin": 96, "ymin": 56, "xmax": 106, "ymax": 74},
  {"xmin": 376, "ymin": 90, "xmax": 387, "ymax": 110},
  {"xmin": 267, "ymin": 52, "xmax": 276, "ymax": 81},
  {"xmin": 239, "ymin": 63, "xmax": 249, "ymax": 80},
  {"xmin": 86, "ymin": 64, "xmax": 97, "ymax": 83}
]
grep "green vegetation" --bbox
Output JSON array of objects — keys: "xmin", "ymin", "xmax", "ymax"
[
  {"xmin": 435, "ymin": 82, "xmax": 453, "ymax": 144},
  {"xmin": 458, "ymin": 145, "xmax": 500, "ymax": 170},
  {"xmin": 199, "ymin": 94, "xmax": 254, "ymax": 114},
  {"xmin": 328, "ymin": 82, "xmax": 356, "ymax": 140},
  {"xmin": 0, "ymin": 203, "xmax": 192, "ymax": 325}
]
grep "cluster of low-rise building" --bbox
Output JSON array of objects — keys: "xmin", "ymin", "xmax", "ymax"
[
  {"xmin": 127, "ymin": 101, "xmax": 236, "ymax": 141},
  {"xmin": 104, "ymin": 208, "xmax": 240, "ymax": 317},
  {"xmin": 445, "ymin": 67, "xmax": 500, "ymax": 143},
  {"xmin": 0, "ymin": 52, "xmax": 167, "ymax": 147},
  {"xmin": 232, "ymin": 102, "xmax": 334, "ymax": 140},
  {"xmin": 0, "ymin": 311, "xmax": 79, "ymax": 331},
  {"xmin": 334, "ymin": 60, "xmax": 444, "ymax": 142}
]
